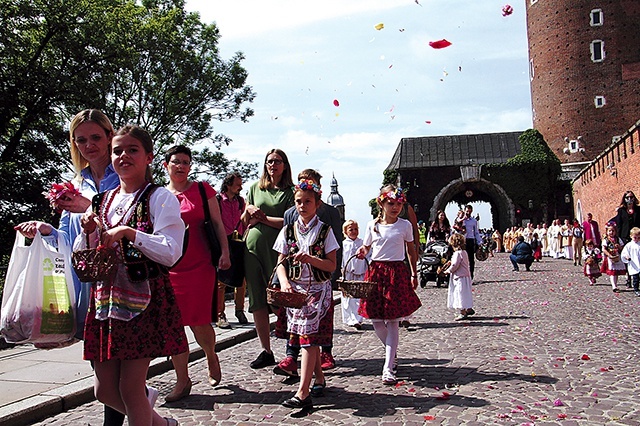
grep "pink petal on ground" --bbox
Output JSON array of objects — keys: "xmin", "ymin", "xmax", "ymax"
[
  {"xmin": 553, "ymin": 398, "xmax": 564, "ymax": 406},
  {"xmin": 581, "ymin": 354, "xmax": 590, "ymax": 360}
]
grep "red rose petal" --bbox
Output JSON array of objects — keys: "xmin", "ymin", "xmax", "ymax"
[{"xmin": 429, "ymin": 39, "xmax": 452, "ymax": 49}]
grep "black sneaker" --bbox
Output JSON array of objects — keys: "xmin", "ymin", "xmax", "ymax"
[{"xmin": 250, "ymin": 350, "xmax": 276, "ymax": 369}]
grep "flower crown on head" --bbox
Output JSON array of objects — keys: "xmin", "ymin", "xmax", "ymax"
[
  {"xmin": 378, "ymin": 187, "xmax": 406, "ymax": 204},
  {"xmin": 606, "ymin": 220, "xmax": 617, "ymax": 229},
  {"xmin": 295, "ymin": 179, "xmax": 322, "ymax": 195}
]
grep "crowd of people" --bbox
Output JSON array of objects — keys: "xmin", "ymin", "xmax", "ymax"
[
  {"xmin": 11, "ymin": 108, "xmax": 640, "ymax": 424},
  {"xmin": 11, "ymin": 109, "xmax": 425, "ymax": 423}
]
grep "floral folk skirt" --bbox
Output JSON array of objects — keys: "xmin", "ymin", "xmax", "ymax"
[{"xmin": 358, "ymin": 260, "xmax": 421, "ymax": 320}]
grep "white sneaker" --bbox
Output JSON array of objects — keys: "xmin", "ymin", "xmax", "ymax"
[
  {"xmin": 382, "ymin": 369, "xmax": 397, "ymax": 385},
  {"xmin": 147, "ymin": 385, "xmax": 159, "ymax": 407}
]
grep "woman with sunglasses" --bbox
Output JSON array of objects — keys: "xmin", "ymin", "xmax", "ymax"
[
  {"xmin": 612, "ymin": 191, "xmax": 640, "ymax": 287},
  {"xmin": 243, "ymin": 149, "xmax": 294, "ymax": 369}
]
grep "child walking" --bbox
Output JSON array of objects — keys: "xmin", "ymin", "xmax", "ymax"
[
  {"xmin": 601, "ymin": 222, "xmax": 626, "ymax": 293},
  {"xmin": 356, "ymin": 185, "xmax": 421, "ymax": 385},
  {"xmin": 273, "ymin": 179, "xmax": 339, "ymax": 409},
  {"xmin": 341, "ymin": 220, "xmax": 366, "ymax": 329},
  {"xmin": 76, "ymin": 125, "xmax": 187, "ymax": 426},
  {"xmin": 621, "ymin": 227, "xmax": 640, "ymax": 297},
  {"xmin": 582, "ymin": 239, "xmax": 601, "ymax": 285},
  {"xmin": 444, "ymin": 233, "xmax": 475, "ymax": 321}
]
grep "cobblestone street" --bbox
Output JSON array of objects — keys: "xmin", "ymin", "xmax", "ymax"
[{"xmin": 35, "ymin": 254, "xmax": 640, "ymax": 425}]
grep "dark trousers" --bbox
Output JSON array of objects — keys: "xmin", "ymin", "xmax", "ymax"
[
  {"xmin": 465, "ymin": 238, "xmax": 477, "ymax": 277},
  {"xmin": 632, "ymin": 273, "xmax": 640, "ymax": 291},
  {"xmin": 510, "ymin": 254, "xmax": 533, "ymax": 271}
]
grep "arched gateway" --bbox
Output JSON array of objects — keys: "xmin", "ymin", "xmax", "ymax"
[{"xmin": 386, "ymin": 132, "xmax": 523, "ymax": 232}]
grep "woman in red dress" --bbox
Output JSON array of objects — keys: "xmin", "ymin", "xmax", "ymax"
[{"xmin": 163, "ymin": 145, "xmax": 230, "ymax": 402}]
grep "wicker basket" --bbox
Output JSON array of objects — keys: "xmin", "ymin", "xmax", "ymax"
[
  {"xmin": 266, "ymin": 260, "xmax": 309, "ymax": 309},
  {"xmin": 72, "ymin": 235, "xmax": 118, "ymax": 282},
  {"xmin": 337, "ymin": 255, "xmax": 377, "ymax": 299}
]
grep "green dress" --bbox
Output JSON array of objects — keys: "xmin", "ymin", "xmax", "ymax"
[{"xmin": 244, "ymin": 181, "xmax": 294, "ymax": 312}]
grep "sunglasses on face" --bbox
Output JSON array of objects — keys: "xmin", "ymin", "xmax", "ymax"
[{"xmin": 266, "ymin": 159, "xmax": 283, "ymax": 165}]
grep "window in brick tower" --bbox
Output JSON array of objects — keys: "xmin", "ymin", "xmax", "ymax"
[
  {"xmin": 590, "ymin": 9, "xmax": 603, "ymax": 26},
  {"xmin": 590, "ymin": 40, "xmax": 605, "ymax": 62}
]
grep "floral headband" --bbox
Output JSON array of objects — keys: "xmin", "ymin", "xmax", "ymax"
[
  {"xmin": 378, "ymin": 187, "xmax": 406, "ymax": 204},
  {"xmin": 295, "ymin": 179, "xmax": 322, "ymax": 195}
]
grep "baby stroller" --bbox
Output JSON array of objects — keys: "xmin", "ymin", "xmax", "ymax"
[{"xmin": 419, "ymin": 240, "xmax": 453, "ymax": 288}]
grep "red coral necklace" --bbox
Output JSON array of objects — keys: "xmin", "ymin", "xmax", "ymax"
[{"xmin": 101, "ymin": 184, "xmax": 149, "ymax": 228}]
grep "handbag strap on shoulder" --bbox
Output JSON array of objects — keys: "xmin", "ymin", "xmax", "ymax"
[{"xmin": 198, "ymin": 182, "xmax": 211, "ymax": 220}]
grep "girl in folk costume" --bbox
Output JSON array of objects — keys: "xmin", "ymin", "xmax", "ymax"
[
  {"xmin": 444, "ymin": 233, "xmax": 474, "ymax": 321},
  {"xmin": 356, "ymin": 185, "xmax": 421, "ymax": 385},
  {"xmin": 531, "ymin": 233, "xmax": 542, "ymax": 262},
  {"xmin": 582, "ymin": 239, "xmax": 601, "ymax": 285},
  {"xmin": 601, "ymin": 222, "xmax": 627, "ymax": 292},
  {"xmin": 76, "ymin": 125, "xmax": 186, "ymax": 426},
  {"xmin": 340, "ymin": 220, "xmax": 366, "ymax": 329},
  {"xmin": 273, "ymin": 180, "xmax": 339, "ymax": 409}
]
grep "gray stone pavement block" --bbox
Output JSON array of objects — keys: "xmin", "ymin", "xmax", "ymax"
[{"xmin": 15, "ymin": 254, "xmax": 640, "ymax": 424}]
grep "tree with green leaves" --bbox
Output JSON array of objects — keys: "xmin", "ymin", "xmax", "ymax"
[{"xmin": 0, "ymin": 0, "xmax": 257, "ymax": 276}]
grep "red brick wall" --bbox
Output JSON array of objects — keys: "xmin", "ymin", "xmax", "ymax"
[
  {"xmin": 526, "ymin": 1, "xmax": 640, "ymax": 162},
  {"xmin": 573, "ymin": 119, "xmax": 640, "ymax": 226}
]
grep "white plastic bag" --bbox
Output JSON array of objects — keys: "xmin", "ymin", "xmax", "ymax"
[{"xmin": 1, "ymin": 231, "xmax": 77, "ymax": 345}]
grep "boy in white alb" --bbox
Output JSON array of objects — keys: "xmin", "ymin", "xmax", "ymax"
[{"xmin": 621, "ymin": 227, "xmax": 640, "ymax": 297}]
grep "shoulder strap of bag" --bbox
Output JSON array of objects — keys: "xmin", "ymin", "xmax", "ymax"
[{"xmin": 198, "ymin": 182, "xmax": 211, "ymax": 220}]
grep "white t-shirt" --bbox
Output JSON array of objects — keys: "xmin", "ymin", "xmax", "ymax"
[{"xmin": 363, "ymin": 218, "xmax": 413, "ymax": 262}]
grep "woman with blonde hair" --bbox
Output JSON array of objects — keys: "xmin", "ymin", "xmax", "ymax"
[
  {"xmin": 14, "ymin": 110, "xmax": 143, "ymax": 425},
  {"xmin": 243, "ymin": 149, "xmax": 295, "ymax": 369}
]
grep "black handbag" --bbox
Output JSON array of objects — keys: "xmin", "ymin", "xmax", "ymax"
[
  {"xmin": 198, "ymin": 182, "xmax": 222, "ymax": 267},
  {"xmin": 217, "ymin": 231, "xmax": 246, "ymax": 288}
]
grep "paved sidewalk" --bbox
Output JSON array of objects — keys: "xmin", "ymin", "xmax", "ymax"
[{"xmin": 8, "ymin": 253, "xmax": 640, "ymax": 425}]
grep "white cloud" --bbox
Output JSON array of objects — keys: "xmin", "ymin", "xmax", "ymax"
[{"xmin": 188, "ymin": 0, "xmax": 533, "ymax": 230}]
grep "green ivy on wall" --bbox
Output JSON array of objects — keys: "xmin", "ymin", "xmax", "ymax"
[{"xmin": 484, "ymin": 129, "xmax": 562, "ymax": 213}]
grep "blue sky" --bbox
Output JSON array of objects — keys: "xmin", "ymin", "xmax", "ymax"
[{"xmin": 186, "ymin": 0, "xmax": 533, "ymax": 230}]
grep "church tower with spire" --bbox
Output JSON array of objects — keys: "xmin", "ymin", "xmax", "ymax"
[{"xmin": 325, "ymin": 173, "xmax": 345, "ymax": 222}]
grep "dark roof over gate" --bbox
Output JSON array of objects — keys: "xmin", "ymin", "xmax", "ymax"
[{"xmin": 387, "ymin": 131, "xmax": 523, "ymax": 170}]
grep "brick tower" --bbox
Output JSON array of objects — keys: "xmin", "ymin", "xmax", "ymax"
[{"xmin": 525, "ymin": 0, "xmax": 640, "ymax": 162}]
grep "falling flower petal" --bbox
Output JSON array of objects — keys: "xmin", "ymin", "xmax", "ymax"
[
  {"xmin": 333, "ymin": 99, "xmax": 340, "ymax": 107},
  {"xmin": 429, "ymin": 39, "xmax": 452, "ymax": 49},
  {"xmin": 374, "ymin": 23, "xmax": 384, "ymax": 31},
  {"xmin": 425, "ymin": 120, "xmax": 432, "ymax": 124},
  {"xmin": 502, "ymin": 4, "xmax": 514, "ymax": 16}
]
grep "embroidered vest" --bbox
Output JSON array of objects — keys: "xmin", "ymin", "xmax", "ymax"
[
  {"xmin": 284, "ymin": 222, "xmax": 332, "ymax": 282},
  {"xmin": 93, "ymin": 184, "xmax": 166, "ymax": 282}
]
